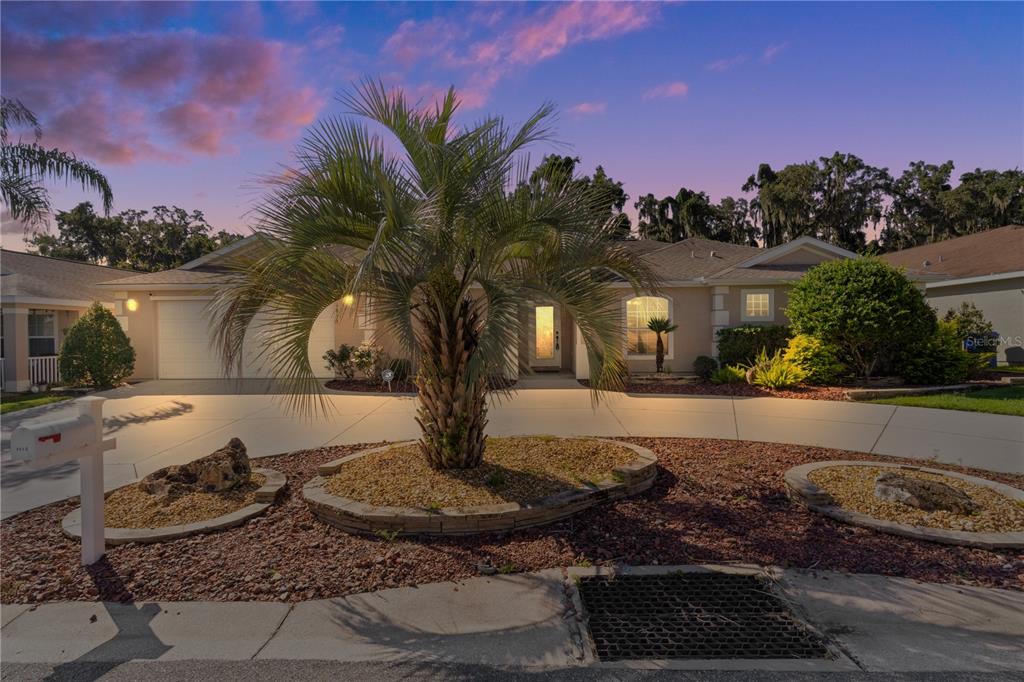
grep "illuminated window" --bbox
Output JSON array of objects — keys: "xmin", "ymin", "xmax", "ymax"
[
  {"xmin": 741, "ymin": 290, "xmax": 774, "ymax": 322},
  {"xmin": 534, "ymin": 305, "xmax": 555, "ymax": 359},
  {"xmin": 626, "ymin": 296, "xmax": 669, "ymax": 355}
]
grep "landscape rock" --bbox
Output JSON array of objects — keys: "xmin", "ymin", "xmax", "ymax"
[
  {"xmin": 874, "ymin": 472, "xmax": 980, "ymax": 514},
  {"xmin": 139, "ymin": 438, "xmax": 252, "ymax": 498}
]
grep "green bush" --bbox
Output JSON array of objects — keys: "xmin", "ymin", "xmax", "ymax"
[
  {"xmin": 783, "ymin": 334, "xmax": 847, "ymax": 385},
  {"xmin": 748, "ymin": 349, "xmax": 807, "ymax": 389},
  {"xmin": 942, "ymin": 302, "xmax": 996, "ymax": 354},
  {"xmin": 786, "ymin": 258, "xmax": 936, "ymax": 378},
  {"xmin": 716, "ymin": 324, "xmax": 792, "ymax": 367},
  {"xmin": 693, "ymin": 355, "xmax": 718, "ymax": 381},
  {"xmin": 898, "ymin": 320, "xmax": 985, "ymax": 385},
  {"xmin": 58, "ymin": 302, "xmax": 136, "ymax": 389},
  {"xmin": 711, "ymin": 365, "xmax": 746, "ymax": 384},
  {"xmin": 323, "ymin": 344, "xmax": 356, "ymax": 379}
]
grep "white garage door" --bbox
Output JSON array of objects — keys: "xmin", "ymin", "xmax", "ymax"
[
  {"xmin": 157, "ymin": 300, "xmax": 223, "ymax": 379},
  {"xmin": 242, "ymin": 304, "xmax": 336, "ymax": 379}
]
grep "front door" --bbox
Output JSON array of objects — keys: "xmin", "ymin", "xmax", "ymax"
[{"xmin": 530, "ymin": 304, "xmax": 561, "ymax": 369}]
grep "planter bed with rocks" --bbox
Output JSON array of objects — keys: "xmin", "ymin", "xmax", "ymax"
[
  {"xmin": 303, "ymin": 437, "xmax": 657, "ymax": 535},
  {"xmin": 2, "ymin": 438, "xmax": 1022, "ymax": 604},
  {"xmin": 785, "ymin": 461, "xmax": 1024, "ymax": 549}
]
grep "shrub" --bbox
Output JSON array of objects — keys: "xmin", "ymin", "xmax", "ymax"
[
  {"xmin": 323, "ymin": 344, "xmax": 356, "ymax": 379},
  {"xmin": 711, "ymin": 365, "xmax": 746, "ymax": 384},
  {"xmin": 943, "ymin": 302, "xmax": 997, "ymax": 354},
  {"xmin": 747, "ymin": 349, "xmax": 807, "ymax": 389},
  {"xmin": 352, "ymin": 341, "xmax": 385, "ymax": 379},
  {"xmin": 786, "ymin": 258, "xmax": 936, "ymax": 378},
  {"xmin": 783, "ymin": 334, "xmax": 847, "ymax": 385},
  {"xmin": 58, "ymin": 302, "xmax": 136, "ymax": 389},
  {"xmin": 898, "ymin": 320, "xmax": 985, "ymax": 385},
  {"xmin": 693, "ymin": 355, "xmax": 718, "ymax": 381},
  {"xmin": 716, "ymin": 324, "xmax": 792, "ymax": 367}
]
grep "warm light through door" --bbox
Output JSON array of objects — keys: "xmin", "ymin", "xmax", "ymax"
[{"xmin": 534, "ymin": 305, "xmax": 555, "ymax": 359}]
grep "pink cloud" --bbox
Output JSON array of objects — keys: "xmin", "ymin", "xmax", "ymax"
[
  {"xmin": 706, "ymin": 54, "xmax": 747, "ymax": 72},
  {"xmin": 569, "ymin": 101, "xmax": 607, "ymax": 116},
  {"xmin": 382, "ymin": 18, "xmax": 461, "ymax": 68},
  {"xmin": 158, "ymin": 101, "xmax": 234, "ymax": 154},
  {"xmin": 510, "ymin": 2, "xmax": 657, "ymax": 65},
  {"xmin": 763, "ymin": 42, "xmax": 790, "ymax": 62},
  {"xmin": 642, "ymin": 81, "xmax": 690, "ymax": 101}
]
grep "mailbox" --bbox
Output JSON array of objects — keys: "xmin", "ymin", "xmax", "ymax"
[{"xmin": 10, "ymin": 396, "xmax": 116, "ymax": 565}]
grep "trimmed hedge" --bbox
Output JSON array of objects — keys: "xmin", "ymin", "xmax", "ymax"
[
  {"xmin": 59, "ymin": 302, "xmax": 136, "ymax": 389},
  {"xmin": 716, "ymin": 324, "xmax": 792, "ymax": 367}
]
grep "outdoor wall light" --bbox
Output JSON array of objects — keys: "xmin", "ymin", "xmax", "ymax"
[
  {"xmin": 125, "ymin": 298, "xmax": 139, "ymax": 312},
  {"xmin": 342, "ymin": 294, "xmax": 355, "ymax": 306}
]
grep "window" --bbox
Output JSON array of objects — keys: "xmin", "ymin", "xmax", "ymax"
[
  {"xmin": 28, "ymin": 309, "xmax": 56, "ymax": 356},
  {"xmin": 741, "ymin": 290, "xmax": 774, "ymax": 322},
  {"xmin": 626, "ymin": 296, "xmax": 669, "ymax": 355}
]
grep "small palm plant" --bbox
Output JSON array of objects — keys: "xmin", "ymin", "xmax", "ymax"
[
  {"xmin": 647, "ymin": 316, "xmax": 678, "ymax": 373},
  {"xmin": 210, "ymin": 82, "xmax": 656, "ymax": 470}
]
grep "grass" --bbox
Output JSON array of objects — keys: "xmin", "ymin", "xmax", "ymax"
[
  {"xmin": 0, "ymin": 392, "xmax": 73, "ymax": 414},
  {"xmin": 870, "ymin": 385, "xmax": 1024, "ymax": 417},
  {"xmin": 993, "ymin": 365, "xmax": 1024, "ymax": 374}
]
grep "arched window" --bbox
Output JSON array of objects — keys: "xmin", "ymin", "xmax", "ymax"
[{"xmin": 625, "ymin": 296, "xmax": 670, "ymax": 355}]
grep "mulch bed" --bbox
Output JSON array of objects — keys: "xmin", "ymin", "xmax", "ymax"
[
  {"xmin": 325, "ymin": 379, "xmax": 417, "ymax": 393},
  {"xmin": 580, "ymin": 380, "xmax": 849, "ymax": 401},
  {"xmin": 325, "ymin": 437, "xmax": 636, "ymax": 508},
  {"xmin": 2, "ymin": 438, "xmax": 1022, "ymax": 604}
]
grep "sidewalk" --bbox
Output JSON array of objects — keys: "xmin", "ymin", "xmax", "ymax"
[{"xmin": 3, "ymin": 567, "xmax": 1023, "ymax": 675}]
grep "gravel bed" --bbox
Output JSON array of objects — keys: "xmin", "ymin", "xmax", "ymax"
[
  {"xmin": 809, "ymin": 466, "xmax": 1024, "ymax": 533},
  {"xmin": 103, "ymin": 474, "xmax": 267, "ymax": 529},
  {"xmin": 324, "ymin": 437, "xmax": 636, "ymax": 507},
  {"xmin": 579, "ymin": 380, "xmax": 848, "ymax": 401},
  {"xmin": 2, "ymin": 438, "xmax": 1022, "ymax": 604}
]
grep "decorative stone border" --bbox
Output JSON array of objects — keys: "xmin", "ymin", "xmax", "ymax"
[
  {"xmin": 303, "ymin": 439, "xmax": 658, "ymax": 536},
  {"xmin": 784, "ymin": 460, "xmax": 1024, "ymax": 549},
  {"xmin": 62, "ymin": 468, "xmax": 287, "ymax": 546}
]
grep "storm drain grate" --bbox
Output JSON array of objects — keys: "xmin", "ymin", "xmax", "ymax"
[{"xmin": 578, "ymin": 573, "xmax": 830, "ymax": 661}]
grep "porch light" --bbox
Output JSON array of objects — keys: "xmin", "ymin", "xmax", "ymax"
[
  {"xmin": 125, "ymin": 298, "xmax": 139, "ymax": 312},
  {"xmin": 342, "ymin": 294, "xmax": 355, "ymax": 307}
]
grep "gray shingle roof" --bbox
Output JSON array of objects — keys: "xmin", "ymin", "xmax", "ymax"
[
  {"xmin": 1, "ymin": 250, "xmax": 138, "ymax": 302},
  {"xmin": 99, "ymin": 269, "xmax": 229, "ymax": 287},
  {"xmin": 623, "ymin": 238, "xmax": 761, "ymax": 281}
]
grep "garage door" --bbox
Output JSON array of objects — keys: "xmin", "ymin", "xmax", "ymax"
[
  {"xmin": 157, "ymin": 300, "xmax": 223, "ymax": 379},
  {"xmin": 242, "ymin": 304, "xmax": 336, "ymax": 379}
]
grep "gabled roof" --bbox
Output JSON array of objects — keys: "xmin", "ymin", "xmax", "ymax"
[
  {"xmin": 623, "ymin": 238, "xmax": 761, "ymax": 281},
  {"xmin": 881, "ymin": 225, "xmax": 1024, "ymax": 279},
  {"xmin": 1, "ymin": 249, "xmax": 138, "ymax": 304}
]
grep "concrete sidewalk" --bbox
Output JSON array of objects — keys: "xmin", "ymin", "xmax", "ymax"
[
  {"xmin": 2, "ymin": 567, "xmax": 1022, "ymax": 674},
  {"xmin": 2, "ymin": 379, "xmax": 1022, "ymax": 518}
]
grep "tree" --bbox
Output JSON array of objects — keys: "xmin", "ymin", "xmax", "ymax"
[
  {"xmin": 786, "ymin": 258, "xmax": 936, "ymax": 378},
  {"xmin": 59, "ymin": 302, "xmax": 136, "ymax": 389},
  {"xmin": 208, "ymin": 82, "xmax": 656, "ymax": 470},
  {"xmin": 881, "ymin": 161, "xmax": 955, "ymax": 249},
  {"xmin": 634, "ymin": 193, "xmax": 674, "ymax": 241},
  {"xmin": 942, "ymin": 168, "xmax": 1024, "ymax": 236},
  {"xmin": 591, "ymin": 165, "xmax": 631, "ymax": 239},
  {"xmin": 27, "ymin": 202, "xmax": 243, "ymax": 271},
  {"xmin": 1, "ymin": 97, "xmax": 113, "ymax": 226},
  {"xmin": 521, "ymin": 156, "xmax": 631, "ymax": 238},
  {"xmin": 814, "ymin": 153, "xmax": 890, "ymax": 252},
  {"xmin": 646, "ymin": 316, "xmax": 678, "ymax": 372},
  {"xmin": 709, "ymin": 196, "xmax": 758, "ymax": 246}
]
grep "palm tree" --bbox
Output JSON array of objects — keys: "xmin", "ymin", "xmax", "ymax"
[
  {"xmin": 646, "ymin": 316, "xmax": 678, "ymax": 373},
  {"xmin": 209, "ymin": 82, "xmax": 657, "ymax": 470},
  {"xmin": 1, "ymin": 97, "xmax": 113, "ymax": 226}
]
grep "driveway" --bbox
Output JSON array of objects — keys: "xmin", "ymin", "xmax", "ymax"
[{"xmin": 2, "ymin": 379, "xmax": 1022, "ymax": 518}]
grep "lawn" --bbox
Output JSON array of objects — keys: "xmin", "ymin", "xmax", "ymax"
[
  {"xmin": 870, "ymin": 385, "xmax": 1024, "ymax": 417},
  {"xmin": 0, "ymin": 392, "xmax": 73, "ymax": 415}
]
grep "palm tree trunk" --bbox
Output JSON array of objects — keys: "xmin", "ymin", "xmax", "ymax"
[
  {"xmin": 655, "ymin": 333, "xmax": 665, "ymax": 372},
  {"xmin": 414, "ymin": 295, "xmax": 488, "ymax": 469}
]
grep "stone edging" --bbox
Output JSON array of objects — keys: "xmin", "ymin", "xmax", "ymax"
[
  {"xmin": 303, "ymin": 439, "xmax": 658, "ymax": 536},
  {"xmin": 784, "ymin": 460, "xmax": 1024, "ymax": 549},
  {"xmin": 844, "ymin": 383, "xmax": 1000, "ymax": 401},
  {"xmin": 61, "ymin": 468, "xmax": 287, "ymax": 546}
]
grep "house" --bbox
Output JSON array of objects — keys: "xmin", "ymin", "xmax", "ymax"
[
  {"xmin": 95, "ymin": 235, "xmax": 862, "ymax": 381},
  {"xmin": 0, "ymin": 250, "xmax": 136, "ymax": 391},
  {"xmin": 882, "ymin": 225, "xmax": 1024, "ymax": 365}
]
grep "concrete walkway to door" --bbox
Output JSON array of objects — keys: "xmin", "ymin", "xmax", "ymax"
[{"xmin": 1, "ymin": 378, "xmax": 1021, "ymax": 518}]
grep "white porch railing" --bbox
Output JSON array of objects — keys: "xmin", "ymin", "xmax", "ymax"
[{"xmin": 29, "ymin": 355, "xmax": 60, "ymax": 385}]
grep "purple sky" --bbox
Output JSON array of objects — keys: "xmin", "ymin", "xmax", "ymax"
[{"xmin": 2, "ymin": 1, "xmax": 1022, "ymax": 248}]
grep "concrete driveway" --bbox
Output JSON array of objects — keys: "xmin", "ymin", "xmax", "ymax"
[{"xmin": 2, "ymin": 379, "xmax": 1022, "ymax": 518}]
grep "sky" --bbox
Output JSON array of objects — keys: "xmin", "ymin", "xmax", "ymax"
[{"xmin": 1, "ymin": 1, "xmax": 1022, "ymax": 248}]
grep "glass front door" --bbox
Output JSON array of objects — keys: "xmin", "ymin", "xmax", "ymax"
[{"xmin": 531, "ymin": 304, "xmax": 561, "ymax": 368}]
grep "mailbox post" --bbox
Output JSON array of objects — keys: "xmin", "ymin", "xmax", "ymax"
[{"xmin": 11, "ymin": 396, "xmax": 116, "ymax": 565}]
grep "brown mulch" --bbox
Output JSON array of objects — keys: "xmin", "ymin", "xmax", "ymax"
[
  {"xmin": 325, "ymin": 379, "xmax": 417, "ymax": 393},
  {"xmin": 324, "ymin": 437, "xmax": 636, "ymax": 508},
  {"xmin": 580, "ymin": 379, "xmax": 849, "ymax": 401},
  {"xmin": 104, "ymin": 474, "xmax": 266, "ymax": 529},
  {"xmin": 2, "ymin": 438, "xmax": 1022, "ymax": 604}
]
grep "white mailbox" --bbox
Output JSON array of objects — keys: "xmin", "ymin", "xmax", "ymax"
[{"xmin": 11, "ymin": 396, "xmax": 116, "ymax": 565}]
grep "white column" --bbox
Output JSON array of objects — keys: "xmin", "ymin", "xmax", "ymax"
[
  {"xmin": 574, "ymin": 324, "xmax": 590, "ymax": 380},
  {"xmin": 711, "ymin": 286, "xmax": 730, "ymax": 359}
]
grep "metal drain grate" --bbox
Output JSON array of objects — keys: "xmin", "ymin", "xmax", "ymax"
[{"xmin": 578, "ymin": 572, "xmax": 829, "ymax": 661}]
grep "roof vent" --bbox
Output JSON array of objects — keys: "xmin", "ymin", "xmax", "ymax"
[
  {"xmin": 938, "ymin": 254, "xmax": 945, "ymax": 262},
  {"xmin": 710, "ymin": 250, "xmax": 718, "ymax": 258},
  {"xmin": 691, "ymin": 250, "xmax": 696, "ymax": 258},
  {"xmin": 922, "ymin": 259, "xmax": 931, "ymax": 268}
]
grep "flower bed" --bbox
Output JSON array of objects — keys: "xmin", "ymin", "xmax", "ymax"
[{"xmin": 580, "ymin": 379, "xmax": 848, "ymax": 401}]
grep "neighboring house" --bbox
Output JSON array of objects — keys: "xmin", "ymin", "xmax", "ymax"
[
  {"xmin": 882, "ymin": 225, "xmax": 1024, "ymax": 365},
  {"xmin": 0, "ymin": 250, "xmax": 136, "ymax": 391},
  {"xmin": 96, "ymin": 235, "xmax": 864, "ymax": 381}
]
